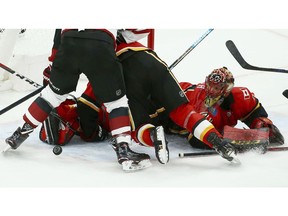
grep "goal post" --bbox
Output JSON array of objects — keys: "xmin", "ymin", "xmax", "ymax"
[
  {"xmin": 0, "ymin": 29, "xmax": 55, "ymax": 92},
  {"xmin": 147, "ymin": 29, "xmax": 155, "ymax": 50}
]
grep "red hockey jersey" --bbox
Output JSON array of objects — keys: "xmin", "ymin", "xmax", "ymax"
[{"xmin": 180, "ymin": 81, "xmax": 259, "ymax": 133}]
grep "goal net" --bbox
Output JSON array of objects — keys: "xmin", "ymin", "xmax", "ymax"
[{"xmin": 0, "ymin": 29, "xmax": 54, "ymax": 92}]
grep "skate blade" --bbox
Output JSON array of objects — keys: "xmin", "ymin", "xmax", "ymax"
[
  {"xmin": 2, "ymin": 145, "xmax": 11, "ymax": 153},
  {"xmin": 122, "ymin": 159, "xmax": 152, "ymax": 172},
  {"xmin": 230, "ymin": 156, "xmax": 241, "ymax": 165},
  {"xmin": 156, "ymin": 149, "xmax": 169, "ymax": 164}
]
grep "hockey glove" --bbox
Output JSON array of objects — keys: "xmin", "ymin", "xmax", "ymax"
[{"xmin": 43, "ymin": 64, "xmax": 52, "ymax": 86}]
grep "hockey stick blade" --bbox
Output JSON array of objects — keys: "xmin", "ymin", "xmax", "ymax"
[
  {"xmin": 226, "ymin": 40, "xmax": 288, "ymax": 73},
  {"xmin": 179, "ymin": 146, "xmax": 288, "ymax": 158},
  {"xmin": 283, "ymin": 89, "xmax": 288, "ymax": 99}
]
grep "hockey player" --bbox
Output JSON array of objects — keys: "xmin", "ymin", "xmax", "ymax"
[
  {"xmin": 41, "ymin": 29, "xmax": 245, "ymax": 164},
  {"xmin": 77, "ymin": 29, "xmax": 239, "ymax": 163},
  {"xmin": 39, "ymin": 29, "xmax": 240, "ymax": 164},
  {"xmin": 5, "ymin": 29, "xmax": 151, "ymax": 172},
  {"xmin": 40, "ymin": 29, "xmax": 170, "ymax": 165},
  {"xmin": 115, "ymin": 29, "xmax": 242, "ymax": 163},
  {"xmin": 165, "ymin": 67, "xmax": 285, "ymax": 150}
]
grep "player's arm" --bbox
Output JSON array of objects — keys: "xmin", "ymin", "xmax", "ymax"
[{"xmin": 236, "ymin": 87, "xmax": 285, "ymax": 145}]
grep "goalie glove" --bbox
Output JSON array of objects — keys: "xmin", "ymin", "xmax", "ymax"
[{"xmin": 250, "ymin": 117, "xmax": 284, "ymax": 145}]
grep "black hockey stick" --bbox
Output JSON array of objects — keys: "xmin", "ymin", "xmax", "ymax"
[
  {"xmin": 0, "ymin": 63, "xmax": 44, "ymax": 115},
  {"xmin": 226, "ymin": 40, "xmax": 288, "ymax": 73},
  {"xmin": 179, "ymin": 146, "xmax": 288, "ymax": 158},
  {"xmin": 169, "ymin": 29, "xmax": 214, "ymax": 70},
  {"xmin": 0, "ymin": 86, "xmax": 45, "ymax": 115},
  {"xmin": 283, "ymin": 89, "xmax": 288, "ymax": 99},
  {"xmin": 0, "ymin": 63, "xmax": 43, "ymax": 88}
]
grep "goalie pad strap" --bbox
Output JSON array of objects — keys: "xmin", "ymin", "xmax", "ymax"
[{"xmin": 43, "ymin": 109, "xmax": 60, "ymax": 144}]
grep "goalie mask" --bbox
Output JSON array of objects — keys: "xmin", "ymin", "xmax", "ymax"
[{"xmin": 204, "ymin": 67, "xmax": 234, "ymax": 108}]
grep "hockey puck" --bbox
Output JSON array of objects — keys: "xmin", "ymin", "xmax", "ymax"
[
  {"xmin": 53, "ymin": 145, "xmax": 62, "ymax": 155},
  {"xmin": 283, "ymin": 89, "xmax": 288, "ymax": 99}
]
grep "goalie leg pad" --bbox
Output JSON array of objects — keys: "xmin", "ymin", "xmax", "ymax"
[
  {"xmin": 41, "ymin": 109, "xmax": 60, "ymax": 144},
  {"xmin": 39, "ymin": 109, "xmax": 75, "ymax": 145},
  {"xmin": 223, "ymin": 126, "xmax": 269, "ymax": 153}
]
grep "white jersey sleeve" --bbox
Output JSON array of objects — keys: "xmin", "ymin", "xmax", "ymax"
[{"xmin": 121, "ymin": 29, "xmax": 151, "ymax": 43}]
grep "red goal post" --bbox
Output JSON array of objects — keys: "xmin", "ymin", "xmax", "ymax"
[{"xmin": 147, "ymin": 29, "xmax": 155, "ymax": 50}]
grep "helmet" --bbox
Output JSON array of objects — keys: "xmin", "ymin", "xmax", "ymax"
[{"xmin": 204, "ymin": 67, "xmax": 234, "ymax": 108}]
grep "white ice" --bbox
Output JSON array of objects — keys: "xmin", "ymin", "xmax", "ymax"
[{"xmin": 1, "ymin": 29, "xmax": 288, "ymax": 215}]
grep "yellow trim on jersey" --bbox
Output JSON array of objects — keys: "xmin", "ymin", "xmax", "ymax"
[
  {"xmin": 78, "ymin": 97, "xmax": 100, "ymax": 112},
  {"xmin": 240, "ymin": 102, "xmax": 261, "ymax": 121},
  {"xmin": 149, "ymin": 107, "xmax": 166, "ymax": 118},
  {"xmin": 128, "ymin": 108, "xmax": 136, "ymax": 131},
  {"xmin": 144, "ymin": 51, "xmax": 188, "ymax": 101},
  {"xmin": 116, "ymin": 47, "xmax": 150, "ymax": 56}
]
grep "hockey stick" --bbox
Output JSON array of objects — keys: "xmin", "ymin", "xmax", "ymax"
[
  {"xmin": 226, "ymin": 40, "xmax": 288, "ymax": 73},
  {"xmin": 179, "ymin": 146, "xmax": 288, "ymax": 158},
  {"xmin": 0, "ymin": 63, "xmax": 44, "ymax": 115},
  {"xmin": 283, "ymin": 89, "xmax": 288, "ymax": 99},
  {"xmin": 0, "ymin": 63, "xmax": 43, "ymax": 88},
  {"xmin": 0, "ymin": 86, "xmax": 45, "ymax": 115},
  {"xmin": 169, "ymin": 28, "xmax": 214, "ymax": 70}
]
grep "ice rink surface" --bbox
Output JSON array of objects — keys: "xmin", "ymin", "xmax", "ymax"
[{"xmin": 1, "ymin": 29, "xmax": 288, "ymax": 215}]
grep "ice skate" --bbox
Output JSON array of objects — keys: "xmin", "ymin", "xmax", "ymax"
[
  {"xmin": 150, "ymin": 126, "xmax": 169, "ymax": 164},
  {"xmin": 112, "ymin": 142, "xmax": 151, "ymax": 172},
  {"xmin": 5, "ymin": 123, "xmax": 34, "ymax": 151},
  {"xmin": 214, "ymin": 140, "xmax": 240, "ymax": 164},
  {"xmin": 208, "ymin": 132, "xmax": 240, "ymax": 164}
]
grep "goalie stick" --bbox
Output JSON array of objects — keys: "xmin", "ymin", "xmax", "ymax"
[
  {"xmin": 226, "ymin": 40, "xmax": 288, "ymax": 73},
  {"xmin": 169, "ymin": 28, "xmax": 214, "ymax": 70},
  {"xmin": 179, "ymin": 146, "xmax": 288, "ymax": 158},
  {"xmin": 0, "ymin": 63, "xmax": 45, "ymax": 115}
]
